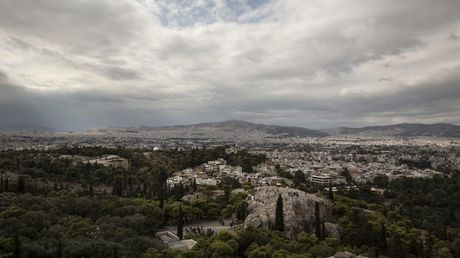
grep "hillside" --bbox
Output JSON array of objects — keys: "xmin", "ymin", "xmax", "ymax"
[
  {"xmin": 98, "ymin": 120, "xmax": 328, "ymax": 138},
  {"xmin": 0, "ymin": 123, "xmax": 56, "ymax": 132},
  {"xmin": 327, "ymin": 123, "xmax": 460, "ymax": 137},
  {"xmin": 96, "ymin": 121, "xmax": 460, "ymax": 138}
]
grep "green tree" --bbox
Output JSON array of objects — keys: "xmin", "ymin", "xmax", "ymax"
[
  {"xmin": 378, "ymin": 223, "xmax": 387, "ymax": 255},
  {"xmin": 294, "ymin": 170, "xmax": 306, "ymax": 183},
  {"xmin": 89, "ymin": 181, "xmax": 94, "ymax": 197},
  {"xmin": 13, "ymin": 236, "xmax": 21, "ymax": 258},
  {"xmin": 275, "ymin": 194, "xmax": 284, "ymax": 232},
  {"xmin": 56, "ymin": 240, "xmax": 63, "ymax": 258},
  {"xmin": 320, "ymin": 218, "xmax": 326, "ymax": 240},
  {"xmin": 16, "ymin": 176, "xmax": 25, "ymax": 193},
  {"xmin": 437, "ymin": 247, "xmax": 454, "ymax": 258},
  {"xmin": 112, "ymin": 177, "xmax": 124, "ymax": 196},
  {"xmin": 224, "ymin": 185, "xmax": 231, "ymax": 205},
  {"xmin": 236, "ymin": 201, "xmax": 248, "ymax": 221},
  {"xmin": 209, "ymin": 240, "xmax": 235, "ymax": 258},
  {"xmin": 177, "ymin": 205, "xmax": 184, "ymax": 240},
  {"xmin": 315, "ymin": 202, "xmax": 321, "ymax": 239},
  {"xmin": 373, "ymin": 175, "xmax": 389, "ymax": 188},
  {"xmin": 328, "ymin": 183, "xmax": 334, "ymax": 201},
  {"xmin": 340, "ymin": 168, "xmax": 353, "ymax": 183},
  {"xmin": 157, "ymin": 168, "xmax": 168, "ymax": 209}
]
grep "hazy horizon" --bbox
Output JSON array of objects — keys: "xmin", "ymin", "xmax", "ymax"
[
  {"xmin": 1, "ymin": 119, "xmax": 460, "ymax": 133},
  {"xmin": 1, "ymin": 0, "xmax": 460, "ymax": 131}
]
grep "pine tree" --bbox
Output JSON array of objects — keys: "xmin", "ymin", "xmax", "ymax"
[
  {"xmin": 275, "ymin": 194, "xmax": 284, "ymax": 232},
  {"xmin": 177, "ymin": 205, "xmax": 184, "ymax": 239},
  {"xmin": 315, "ymin": 202, "xmax": 321, "ymax": 239}
]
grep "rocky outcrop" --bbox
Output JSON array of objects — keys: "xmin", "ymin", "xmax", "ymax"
[
  {"xmin": 332, "ymin": 251, "xmax": 367, "ymax": 258},
  {"xmin": 325, "ymin": 222, "xmax": 341, "ymax": 239},
  {"xmin": 244, "ymin": 186, "xmax": 332, "ymax": 239}
]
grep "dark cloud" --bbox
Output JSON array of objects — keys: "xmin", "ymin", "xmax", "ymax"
[
  {"xmin": 448, "ymin": 33, "xmax": 459, "ymax": 41},
  {"xmin": 0, "ymin": 70, "xmax": 7, "ymax": 81},
  {"xmin": 103, "ymin": 67, "xmax": 142, "ymax": 81}
]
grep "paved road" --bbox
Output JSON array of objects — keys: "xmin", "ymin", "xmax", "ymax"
[{"xmin": 163, "ymin": 219, "xmax": 233, "ymax": 235}]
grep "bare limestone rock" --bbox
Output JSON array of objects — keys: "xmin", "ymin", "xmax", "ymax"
[
  {"xmin": 332, "ymin": 251, "xmax": 367, "ymax": 258},
  {"xmin": 325, "ymin": 222, "xmax": 341, "ymax": 239},
  {"xmin": 244, "ymin": 186, "xmax": 332, "ymax": 239}
]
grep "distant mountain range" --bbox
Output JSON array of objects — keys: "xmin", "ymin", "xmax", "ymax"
[
  {"xmin": 171, "ymin": 120, "xmax": 329, "ymax": 137},
  {"xmin": 0, "ymin": 123, "xmax": 56, "ymax": 132},
  {"xmin": 97, "ymin": 120, "xmax": 460, "ymax": 138},
  {"xmin": 326, "ymin": 123, "xmax": 460, "ymax": 137},
  {"xmin": 2, "ymin": 120, "xmax": 460, "ymax": 138},
  {"xmin": 97, "ymin": 120, "xmax": 328, "ymax": 137}
]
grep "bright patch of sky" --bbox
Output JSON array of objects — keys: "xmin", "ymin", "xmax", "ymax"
[{"xmin": 140, "ymin": 0, "xmax": 272, "ymax": 26}]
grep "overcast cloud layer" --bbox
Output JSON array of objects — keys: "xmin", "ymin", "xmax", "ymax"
[{"xmin": 0, "ymin": 0, "xmax": 459, "ymax": 130}]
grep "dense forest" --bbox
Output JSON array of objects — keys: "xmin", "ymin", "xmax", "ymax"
[{"xmin": 0, "ymin": 146, "xmax": 459, "ymax": 257}]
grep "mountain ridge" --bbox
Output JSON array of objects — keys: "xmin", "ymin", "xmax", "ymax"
[
  {"xmin": 98, "ymin": 120, "xmax": 328, "ymax": 137},
  {"xmin": 95, "ymin": 120, "xmax": 460, "ymax": 138},
  {"xmin": 0, "ymin": 123, "xmax": 56, "ymax": 132},
  {"xmin": 326, "ymin": 123, "xmax": 460, "ymax": 137}
]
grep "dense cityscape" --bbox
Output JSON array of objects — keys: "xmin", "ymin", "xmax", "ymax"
[{"xmin": 1, "ymin": 124, "xmax": 460, "ymax": 257}]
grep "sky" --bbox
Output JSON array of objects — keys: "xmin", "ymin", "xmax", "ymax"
[{"xmin": 0, "ymin": 0, "xmax": 459, "ymax": 131}]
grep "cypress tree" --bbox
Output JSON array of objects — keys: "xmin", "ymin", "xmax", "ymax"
[
  {"xmin": 16, "ymin": 176, "xmax": 25, "ymax": 193},
  {"xmin": 4, "ymin": 177, "xmax": 8, "ymax": 192},
  {"xmin": 112, "ymin": 177, "xmax": 123, "ymax": 196},
  {"xmin": 89, "ymin": 181, "xmax": 94, "ymax": 197},
  {"xmin": 56, "ymin": 240, "xmax": 63, "ymax": 258},
  {"xmin": 237, "ymin": 202, "xmax": 248, "ymax": 221},
  {"xmin": 315, "ymin": 202, "xmax": 321, "ymax": 239},
  {"xmin": 321, "ymin": 218, "xmax": 326, "ymax": 240},
  {"xmin": 191, "ymin": 179, "xmax": 197, "ymax": 191},
  {"xmin": 13, "ymin": 235, "xmax": 21, "ymax": 258},
  {"xmin": 158, "ymin": 169, "xmax": 168, "ymax": 209},
  {"xmin": 224, "ymin": 185, "xmax": 231, "ymax": 204},
  {"xmin": 275, "ymin": 194, "xmax": 284, "ymax": 232},
  {"xmin": 0, "ymin": 176, "xmax": 3, "ymax": 193},
  {"xmin": 177, "ymin": 205, "xmax": 184, "ymax": 239},
  {"xmin": 328, "ymin": 183, "xmax": 334, "ymax": 201},
  {"xmin": 113, "ymin": 245, "xmax": 118, "ymax": 258},
  {"xmin": 380, "ymin": 223, "xmax": 387, "ymax": 253}
]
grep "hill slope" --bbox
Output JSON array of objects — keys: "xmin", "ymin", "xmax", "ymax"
[
  {"xmin": 327, "ymin": 123, "xmax": 460, "ymax": 137},
  {"xmin": 0, "ymin": 123, "xmax": 56, "ymax": 132},
  {"xmin": 98, "ymin": 120, "xmax": 328, "ymax": 138}
]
